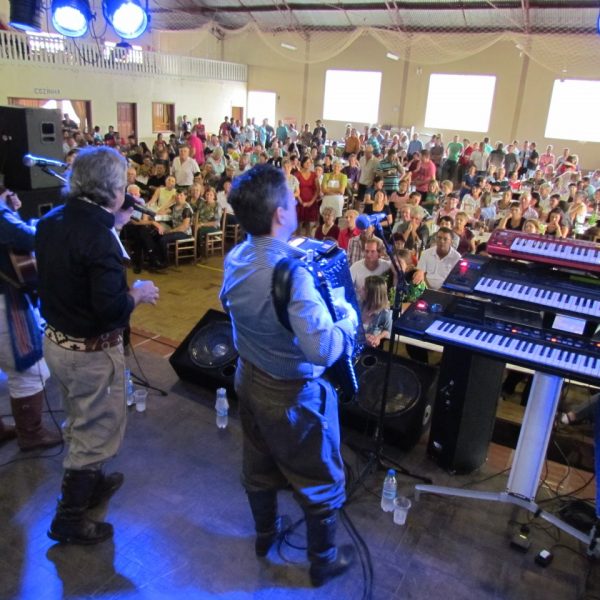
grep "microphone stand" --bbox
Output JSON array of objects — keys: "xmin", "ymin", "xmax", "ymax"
[
  {"xmin": 40, "ymin": 166, "xmax": 67, "ymax": 184},
  {"xmin": 348, "ymin": 220, "xmax": 431, "ymax": 498}
]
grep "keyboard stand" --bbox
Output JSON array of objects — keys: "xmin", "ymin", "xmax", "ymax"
[{"xmin": 415, "ymin": 371, "xmax": 599, "ymax": 555}]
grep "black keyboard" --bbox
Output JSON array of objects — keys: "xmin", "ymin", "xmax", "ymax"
[
  {"xmin": 444, "ymin": 254, "xmax": 600, "ymax": 321},
  {"xmin": 395, "ymin": 290, "xmax": 600, "ymax": 386}
]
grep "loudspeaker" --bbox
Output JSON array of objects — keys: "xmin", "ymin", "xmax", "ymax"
[
  {"xmin": 339, "ymin": 348, "xmax": 438, "ymax": 451},
  {"xmin": 169, "ymin": 309, "xmax": 238, "ymax": 394},
  {"xmin": 0, "ymin": 106, "xmax": 64, "ymax": 190},
  {"xmin": 428, "ymin": 348, "xmax": 504, "ymax": 474}
]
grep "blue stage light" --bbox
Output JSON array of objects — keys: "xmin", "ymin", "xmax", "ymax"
[
  {"xmin": 103, "ymin": 0, "xmax": 149, "ymax": 40},
  {"xmin": 51, "ymin": 0, "xmax": 92, "ymax": 38}
]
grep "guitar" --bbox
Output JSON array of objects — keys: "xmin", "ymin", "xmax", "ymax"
[{"xmin": 9, "ymin": 251, "xmax": 37, "ymax": 289}]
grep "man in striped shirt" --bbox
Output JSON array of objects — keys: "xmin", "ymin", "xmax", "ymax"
[{"xmin": 220, "ymin": 164, "xmax": 358, "ymax": 587}]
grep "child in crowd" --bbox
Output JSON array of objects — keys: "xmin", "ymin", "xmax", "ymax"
[{"xmin": 360, "ymin": 275, "xmax": 392, "ymax": 349}]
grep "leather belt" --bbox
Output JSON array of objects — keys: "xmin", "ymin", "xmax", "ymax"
[{"xmin": 45, "ymin": 325, "xmax": 123, "ymax": 352}]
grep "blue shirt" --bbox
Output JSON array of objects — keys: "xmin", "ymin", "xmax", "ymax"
[{"xmin": 220, "ymin": 235, "xmax": 356, "ymax": 380}]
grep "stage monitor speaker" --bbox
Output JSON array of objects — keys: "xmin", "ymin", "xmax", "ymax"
[
  {"xmin": 339, "ymin": 348, "xmax": 438, "ymax": 451},
  {"xmin": 428, "ymin": 348, "xmax": 504, "ymax": 474},
  {"xmin": 0, "ymin": 106, "xmax": 64, "ymax": 191},
  {"xmin": 169, "ymin": 309, "xmax": 238, "ymax": 394}
]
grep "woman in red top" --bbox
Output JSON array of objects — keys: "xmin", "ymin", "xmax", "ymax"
[{"xmin": 294, "ymin": 156, "xmax": 319, "ymax": 236}]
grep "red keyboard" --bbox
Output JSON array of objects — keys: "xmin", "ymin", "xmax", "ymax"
[{"xmin": 487, "ymin": 230, "xmax": 600, "ymax": 273}]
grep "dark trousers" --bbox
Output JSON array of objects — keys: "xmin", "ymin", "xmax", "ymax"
[{"xmin": 235, "ymin": 359, "xmax": 345, "ymax": 514}]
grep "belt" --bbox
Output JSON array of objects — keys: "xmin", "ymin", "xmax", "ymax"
[{"xmin": 45, "ymin": 325, "xmax": 123, "ymax": 352}]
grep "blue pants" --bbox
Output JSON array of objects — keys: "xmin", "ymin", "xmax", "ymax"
[{"xmin": 235, "ymin": 359, "xmax": 346, "ymax": 515}]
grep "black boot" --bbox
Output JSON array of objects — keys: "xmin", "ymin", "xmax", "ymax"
[
  {"xmin": 305, "ymin": 510, "xmax": 355, "ymax": 587},
  {"xmin": 247, "ymin": 490, "xmax": 290, "ymax": 557},
  {"xmin": 48, "ymin": 470, "xmax": 113, "ymax": 545},
  {"xmin": 88, "ymin": 471, "xmax": 124, "ymax": 509}
]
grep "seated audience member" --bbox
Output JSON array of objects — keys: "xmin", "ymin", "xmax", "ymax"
[
  {"xmin": 508, "ymin": 170, "xmax": 521, "ymax": 192},
  {"xmin": 545, "ymin": 208, "xmax": 569, "ymax": 238},
  {"xmin": 499, "ymin": 202, "xmax": 526, "ymax": 231},
  {"xmin": 196, "ymin": 187, "xmax": 221, "ymax": 248},
  {"xmin": 394, "ymin": 248, "xmax": 427, "ymax": 303},
  {"xmin": 147, "ymin": 175, "xmax": 177, "ymax": 213},
  {"xmin": 364, "ymin": 189, "xmax": 393, "ymax": 236},
  {"xmin": 217, "ymin": 178, "xmax": 236, "ymax": 225},
  {"xmin": 337, "ymin": 209, "xmax": 360, "ymax": 251},
  {"xmin": 395, "ymin": 207, "xmax": 430, "ymax": 254},
  {"xmin": 453, "ymin": 211, "xmax": 476, "ymax": 255},
  {"xmin": 568, "ymin": 191, "xmax": 589, "ymax": 233},
  {"xmin": 491, "ymin": 167, "xmax": 509, "ymax": 193},
  {"xmin": 519, "ymin": 192, "xmax": 540, "ymax": 219},
  {"xmin": 392, "ymin": 205, "xmax": 413, "ymax": 235},
  {"xmin": 523, "ymin": 219, "xmax": 541, "ymax": 235},
  {"xmin": 475, "ymin": 191, "xmax": 497, "ymax": 229},
  {"xmin": 207, "ymin": 147, "xmax": 227, "ymax": 176},
  {"xmin": 434, "ymin": 192, "xmax": 459, "ymax": 223},
  {"xmin": 417, "ymin": 227, "xmax": 461, "ymax": 290},
  {"xmin": 420, "ymin": 179, "xmax": 439, "ymax": 214},
  {"xmin": 350, "ymin": 238, "xmax": 391, "ymax": 300},
  {"xmin": 460, "ymin": 165, "xmax": 478, "ymax": 199},
  {"xmin": 157, "ymin": 190, "xmax": 194, "ymax": 260},
  {"xmin": 495, "ymin": 189, "xmax": 513, "ymax": 221},
  {"xmin": 188, "ymin": 181, "xmax": 205, "ymax": 211},
  {"xmin": 360, "ymin": 276, "xmax": 392, "ymax": 349},
  {"xmin": 460, "ymin": 185, "xmax": 481, "ymax": 221},
  {"xmin": 315, "ymin": 206, "xmax": 340, "ymax": 242}
]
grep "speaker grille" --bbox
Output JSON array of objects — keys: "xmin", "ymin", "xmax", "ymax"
[
  {"xmin": 188, "ymin": 321, "xmax": 237, "ymax": 368},
  {"xmin": 356, "ymin": 360, "xmax": 421, "ymax": 417}
]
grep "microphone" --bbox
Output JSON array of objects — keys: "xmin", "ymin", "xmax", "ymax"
[
  {"xmin": 23, "ymin": 154, "xmax": 67, "ymax": 169},
  {"xmin": 355, "ymin": 212, "xmax": 388, "ymax": 230},
  {"xmin": 121, "ymin": 193, "xmax": 156, "ymax": 217}
]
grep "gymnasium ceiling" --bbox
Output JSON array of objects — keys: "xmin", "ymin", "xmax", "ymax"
[{"xmin": 148, "ymin": 0, "xmax": 600, "ymax": 35}]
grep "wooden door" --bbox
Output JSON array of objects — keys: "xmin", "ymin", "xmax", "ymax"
[
  {"xmin": 117, "ymin": 102, "xmax": 137, "ymax": 141},
  {"xmin": 231, "ymin": 106, "xmax": 244, "ymax": 123}
]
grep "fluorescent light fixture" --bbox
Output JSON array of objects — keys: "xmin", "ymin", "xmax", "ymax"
[
  {"xmin": 10, "ymin": 0, "xmax": 43, "ymax": 32},
  {"xmin": 386, "ymin": 52, "xmax": 400, "ymax": 61},
  {"xmin": 51, "ymin": 0, "xmax": 92, "ymax": 37},
  {"xmin": 103, "ymin": 0, "xmax": 149, "ymax": 39},
  {"xmin": 280, "ymin": 42, "xmax": 297, "ymax": 51}
]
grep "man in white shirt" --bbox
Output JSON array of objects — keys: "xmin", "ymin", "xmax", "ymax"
[
  {"xmin": 357, "ymin": 145, "xmax": 380, "ymax": 203},
  {"xmin": 350, "ymin": 238, "xmax": 390, "ymax": 300},
  {"xmin": 417, "ymin": 227, "xmax": 461, "ymax": 290},
  {"xmin": 171, "ymin": 145, "xmax": 199, "ymax": 189}
]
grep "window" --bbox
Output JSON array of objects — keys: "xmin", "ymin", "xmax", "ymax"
[
  {"xmin": 545, "ymin": 79, "xmax": 600, "ymax": 143},
  {"xmin": 424, "ymin": 74, "xmax": 496, "ymax": 132},
  {"xmin": 247, "ymin": 91, "xmax": 276, "ymax": 126},
  {"xmin": 323, "ymin": 69, "xmax": 381, "ymax": 124},
  {"xmin": 152, "ymin": 102, "xmax": 175, "ymax": 132}
]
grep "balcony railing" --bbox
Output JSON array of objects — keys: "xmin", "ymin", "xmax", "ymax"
[{"xmin": 0, "ymin": 30, "xmax": 247, "ymax": 82}]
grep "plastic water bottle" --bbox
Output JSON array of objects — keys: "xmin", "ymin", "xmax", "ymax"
[
  {"xmin": 125, "ymin": 369, "xmax": 135, "ymax": 406},
  {"xmin": 215, "ymin": 387, "xmax": 229, "ymax": 429},
  {"xmin": 381, "ymin": 469, "xmax": 397, "ymax": 512}
]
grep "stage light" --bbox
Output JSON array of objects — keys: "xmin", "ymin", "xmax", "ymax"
[
  {"xmin": 9, "ymin": 0, "xmax": 43, "ymax": 32},
  {"xmin": 103, "ymin": 0, "xmax": 149, "ymax": 40},
  {"xmin": 51, "ymin": 0, "xmax": 92, "ymax": 38}
]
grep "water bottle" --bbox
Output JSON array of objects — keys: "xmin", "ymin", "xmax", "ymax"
[
  {"xmin": 215, "ymin": 387, "xmax": 229, "ymax": 429},
  {"xmin": 381, "ymin": 469, "xmax": 397, "ymax": 512},
  {"xmin": 125, "ymin": 368, "xmax": 135, "ymax": 406}
]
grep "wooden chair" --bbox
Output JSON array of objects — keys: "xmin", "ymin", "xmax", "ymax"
[
  {"xmin": 201, "ymin": 215, "xmax": 225, "ymax": 258},
  {"xmin": 167, "ymin": 212, "xmax": 198, "ymax": 266},
  {"xmin": 224, "ymin": 216, "xmax": 242, "ymax": 247}
]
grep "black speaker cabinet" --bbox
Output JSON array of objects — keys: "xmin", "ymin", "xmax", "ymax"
[
  {"xmin": 428, "ymin": 348, "xmax": 504, "ymax": 474},
  {"xmin": 0, "ymin": 106, "xmax": 64, "ymax": 191},
  {"xmin": 340, "ymin": 348, "xmax": 438, "ymax": 451},
  {"xmin": 169, "ymin": 309, "xmax": 238, "ymax": 394}
]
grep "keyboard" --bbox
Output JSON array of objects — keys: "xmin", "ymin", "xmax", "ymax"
[
  {"xmin": 488, "ymin": 230, "xmax": 600, "ymax": 273},
  {"xmin": 395, "ymin": 290, "xmax": 600, "ymax": 386},
  {"xmin": 443, "ymin": 254, "xmax": 600, "ymax": 320}
]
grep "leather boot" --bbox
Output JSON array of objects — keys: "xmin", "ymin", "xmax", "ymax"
[
  {"xmin": 305, "ymin": 510, "xmax": 355, "ymax": 587},
  {"xmin": 247, "ymin": 490, "xmax": 290, "ymax": 557},
  {"xmin": 0, "ymin": 419, "xmax": 16, "ymax": 445},
  {"xmin": 11, "ymin": 392, "xmax": 62, "ymax": 451},
  {"xmin": 48, "ymin": 469, "xmax": 113, "ymax": 545},
  {"xmin": 88, "ymin": 471, "xmax": 124, "ymax": 509}
]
